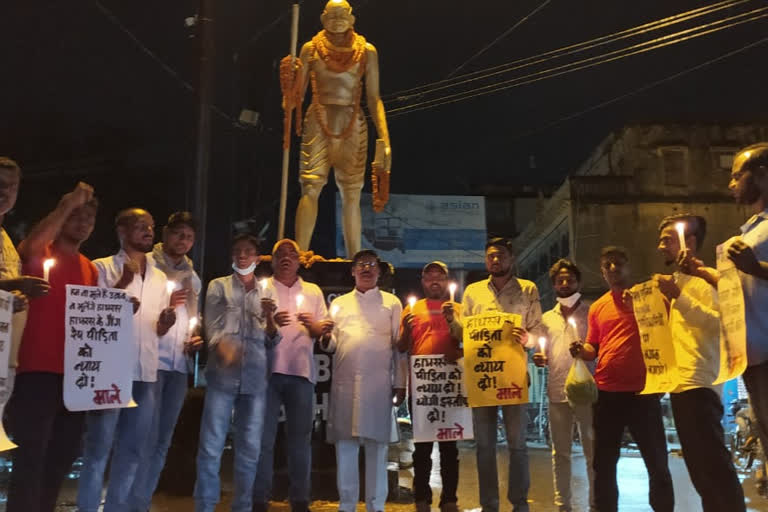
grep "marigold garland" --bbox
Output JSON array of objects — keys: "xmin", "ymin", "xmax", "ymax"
[
  {"xmin": 280, "ymin": 56, "xmax": 304, "ymax": 149},
  {"xmin": 311, "ymin": 29, "xmax": 367, "ymax": 73}
]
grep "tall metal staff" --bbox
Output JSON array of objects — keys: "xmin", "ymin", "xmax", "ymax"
[{"xmin": 278, "ymin": 4, "xmax": 301, "ymax": 240}]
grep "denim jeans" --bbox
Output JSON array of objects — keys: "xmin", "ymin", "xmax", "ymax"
[
  {"xmin": 129, "ymin": 370, "xmax": 189, "ymax": 511},
  {"xmin": 77, "ymin": 381, "xmax": 158, "ymax": 512},
  {"xmin": 472, "ymin": 404, "xmax": 529, "ymax": 512},
  {"xmin": 253, "ymin": 373, "xmax": 315, "ymax": 507},
  {"xmin": 194, "ymin": 386, "xmax": 266, "ymax": 512}
]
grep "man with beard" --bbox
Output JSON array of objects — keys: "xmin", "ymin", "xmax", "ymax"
[
  {"xmin": 397, "ymin": 261, "xmax": 462, "ymax": 512},
  {"xmin": 6, "ymin": 182, "xmax": 99, "ymax": 512},
  {"xmin": 724, "ymin": 144, "xmax": 768, "ymax": 486},
  {"xmin": 443, "ymin": 238, "xmax": 542, "ymax": 512},
  {"xmin": 78, "ymin": 208, "xmax": 179, "ymax": 512},
  {"xmin": 129, "ymin": 211, "xmax": 203, "ymax": 511},
  {"xmin": 570, "ymin": 247, "xmax": 673, "ymax": 512},
  {"xmin": 653, "ymin": 214, "xmax": 744, "ymax": 512},
  {"xmin": 322, "ymin": 249, "xmax": 406, "ymax": 512},
  {"xmin": 533, "ymin": 259, "xmax": 595, "ymax": 512},
  {"xmin": 195, "ymin": 234, "xmax": 288, "ymax": 512},
  {"xmin": 253, "ymin": 239, "xmax": 332, "ymax": 512}
]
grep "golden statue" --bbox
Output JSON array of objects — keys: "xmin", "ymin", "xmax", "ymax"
[{"xmin": 281, "ymin": 0, "xmax": 392, "ymax": 257}]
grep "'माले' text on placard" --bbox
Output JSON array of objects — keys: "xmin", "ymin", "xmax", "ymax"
[
  {"xmin": 64, "ymin": 285, "xmax": 135, "ymax": 411},
  {"xmin": 714, "ymin": 237, "xmax": 747, "ymax": 384},
  {"xmin": 463, "ymin": 312, "xmax": 528, "ymax": 407},
  {"xmin": 410, "ymin": 355, "xmax": 473, "ymax": 443},
  {"xmin": 630, "ymin": 280, "xmax": 679, "ymax": 394}
]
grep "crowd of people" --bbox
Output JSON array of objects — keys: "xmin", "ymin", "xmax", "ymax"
[{"xmin": 0, "ymin": 141, "xmax": 765, "ymax": 512}]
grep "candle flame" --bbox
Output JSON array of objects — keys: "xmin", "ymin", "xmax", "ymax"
[
  {"xmin": 407, "ymin": 295, "xmax": 417, "ymax": 308},
  {"xmin": 330, "ymin": 304, "xmax": 339, "ymax": 318},
  {"xmin": 259, "ymin": 278, "xmax": 268, "ymax": 290},
  {"xmin": 448, "ymin": 282, "xmax": 457, "ymax": 294},
  {"xmin": 568, "ymin": 317, "xmax": 577, "ymax": 329},
  {"xmin": 189, "ymin": 316, "xmax": 198, "ymax": 330},
  {"xmin": 296, "ymin": 294, "xmax": 304, "ymax": 308},
  {"xmin": 538, "ymin": 336, "xmax": 547, "ymax": 352},
  {"xmin": 166, "ymin": 281, "xmax": 177, "ymax": 294},
  {"xmin": 43, "ymin": 259, "xmax": 56, "ymax": 271}
]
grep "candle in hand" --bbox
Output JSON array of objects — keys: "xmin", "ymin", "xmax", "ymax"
[
  {"xmin": 330, "ymin": 304, "xmax": 339, "ymax": 319},
  {"xmin": 448, "ymin": 282, "xmax": 457, "ymax": 303},
  {"xmin": 43, "ymin": 258, "xmax": 55, "ymax": 282},
  {"xmin": 538, "ymin": 336, "xmax": 547, "ymax": 353},
  {"xmin": 188, "ymin": 316, "xmax": 198, "ymax": 335},
  {"xmin": 407, "ymin": 295, "xmax": 417, "ymax": 310},
  {"xmin": 675, "ymin": 222, "xmax": 687, "ymax": 253}
]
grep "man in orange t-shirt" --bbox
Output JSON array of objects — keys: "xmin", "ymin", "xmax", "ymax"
[
  {"xmin": 397, "ymin": 261, "xmax": 462, "ymax": 512},
  {"xmin": 7, "ymin": 182, "xmax": 99, "ymax": 512}
]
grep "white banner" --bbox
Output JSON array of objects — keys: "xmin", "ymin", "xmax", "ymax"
[
  {"xmin": 0, "ymin": 290, "xmax": 17, "ymax": 451},
  {"xmin": 410, "ymin": 355, "xmax": 473, "ymax": 443},
  {"xmin": 64, "ymin": 285, "xmax": 135, "ymax": 411},
  {"xmin": 714, "ymin": 237, "xmax": 748, "ymax": 384}
]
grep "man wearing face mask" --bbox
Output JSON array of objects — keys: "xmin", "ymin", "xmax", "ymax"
[
  {"xmin": 129, "ymin": 211, "xmax": 204, "ymax": 511},
  {"xmin": 194, "ymin": 234, "xmax": 290, "ymax": 512},
  {"xmin": 533, "ymin": 259, "xmax": 595, "ymax": 512},
  {"xmin": 443, "ymin": 238, "xmax": 543, "ymax": 512},
  {"xmin": 78, "ymin": 208, "xmax": 179, "ymax": 512},
  {"xmin": 322, "ymin": 249, "xmax": 407, "ymax": 512},
  {"xmin": 653, "ymin": 214, "xmax": 744, "ymax": 512},
  {"xmin": 397, "ymin": 261, "xmax": 462, "ymax": 512},
  {"xmin": 253, "ymin": 239, "xmax": 332, "ymax": 512},
  {"xmin": 570, "ymin": 247, "xmax": 673, "ymax": 512}
]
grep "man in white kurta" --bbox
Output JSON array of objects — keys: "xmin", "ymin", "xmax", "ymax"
[{"xmin": 323, "ymin": 250, "xmax": 407, "ymax": 512}]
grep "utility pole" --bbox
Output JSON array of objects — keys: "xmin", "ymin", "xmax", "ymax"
[{"xmin": 192, "ymin": 0, "xmax": 214, "ymax": 279}]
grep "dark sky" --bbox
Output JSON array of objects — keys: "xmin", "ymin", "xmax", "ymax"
[{"xmin": 1, "ymin": 0, "xmax": 767, "ymax": 273}]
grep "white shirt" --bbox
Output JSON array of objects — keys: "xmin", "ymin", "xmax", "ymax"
[
  {"xmin": 93, "ymin": 250, "xmax": 170, "ymax": 382},
  {"xmin": 541, "ymin": 301, "xmax": 592, "ymax": 403},
  {"xmin": 738, "ymin": 209, "xmax": 768, "ymax": 365},
  {"xmin": 670, "ymin": 273, "xmax": 721, "ymax": 392},
  {"xmin": 269, "ymin": 276, "xmax": 328, "ymax": 383},
  {"xmin": 326, "ymin": 287, "xmax": 407, "ymax": 443}
]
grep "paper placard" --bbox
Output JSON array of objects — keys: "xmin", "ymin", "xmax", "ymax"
[
  {"xmin": 64, "ymin": 285, "xmax": 135, "ymax": 411},
  {"xmin": 714, "ymin": 237, "xmax": 748, "ymax": 384},
  {"xmin": 463, "ymin": 312, "xmax": 528, "ymax": 407},
  {"xmin": 0, "ymin": 290, "xmax": 17, "ymax": 451},
  {"xmin": 410, "ymin": 355, "xmax": 473, "ymax": 443},
  {"xmin": 630, "ymin": 280, "xmax": 679, "ymax": 394}
]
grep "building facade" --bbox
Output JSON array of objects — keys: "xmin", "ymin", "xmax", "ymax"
[{"xmin": 514, "ymin": 123, "xmax": 767, "ymax": 308}]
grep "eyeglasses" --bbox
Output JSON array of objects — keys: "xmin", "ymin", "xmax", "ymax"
[{"xmin": 355, "ymin": 261, "xmax": 378, "ymax": 270}]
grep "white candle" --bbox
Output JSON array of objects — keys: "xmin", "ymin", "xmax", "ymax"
[
  {"xmin": 538, "ymin": 336, "xmax": 547, "ymax": 353},
  {"xmin": 330, "ymin": 304, "xmax": 339, "ymax": 319},
  {"xmin": 295, "ymin": 293, "xmax": 304, "ymax": 310},
  {"xmin": 43, "ymin": 258, "xmax": 55, "ymax": 282},
  {"xmin": 448, "ymin": 282, "xmax": 457, "ymax": 303},
  {"xmin": 675, "ymin": 222, "xmax": 687, "ymax": 253},
  {"xmin": 407, "ymin": 295, "xmax": 417, "ymax": 310}
]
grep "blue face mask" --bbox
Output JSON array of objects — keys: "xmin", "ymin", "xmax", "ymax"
[{"xmin": 232, "ymin": 262, "xmax": 257, "ymax": 275}]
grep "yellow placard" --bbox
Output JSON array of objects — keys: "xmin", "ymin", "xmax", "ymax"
[
  {"xmin": 463, "ymin": 312, "xmax": 528, "ymax": 407},
  {"xmin": 714, "ymin": 237, "xmax": 748, "ymax": 384},
  {"xmin": 630, "ymin": 280, "xmax": 679, "ymax": 394}
]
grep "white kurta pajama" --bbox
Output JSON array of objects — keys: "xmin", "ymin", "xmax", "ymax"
[{"xmin": 326, "ymin": 287, "xmax": 407, "ymax": 512}]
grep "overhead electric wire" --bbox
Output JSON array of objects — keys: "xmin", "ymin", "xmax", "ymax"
[
  {"xmin": 382, "ymin": 0, "xmax": 753, "ymax": 102},
  {"xmin": 443, "ymin": 0, "xmax": 552, "ymax": 80},
  {"xmin": 510, "ymin": 35, "xmax": 768, "ymax": 141},
  {"xmin": 386, "ymin": 7, "xmax": 768, "ymax": 118}
]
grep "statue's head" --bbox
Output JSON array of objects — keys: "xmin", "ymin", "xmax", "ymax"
[{"xmin": 321, "ymin": 0, "xmax": 355, "ymax": 34}]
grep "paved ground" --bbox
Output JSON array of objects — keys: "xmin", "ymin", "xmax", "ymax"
[{"xmin": 5, "ymin": 443, "xmax": 766, "ymax": 511}]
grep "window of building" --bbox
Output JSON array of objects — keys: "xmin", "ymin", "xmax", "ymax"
[
  {"xmin": 710, "ymin": 148, "xmax": 737, "ymax": 188},
  {"xmin": 658, "ymin": 146, "xmax": 688, "ymax": 186}
]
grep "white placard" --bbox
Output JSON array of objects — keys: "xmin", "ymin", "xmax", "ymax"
[
  {"xmin": 410, "ymin": 355, "xmax": 473, "ymax": 443},
  {"xmin": 64, "ymin": 285, "xmax": 135, "ymax": 411},
  {"xmin": 0, "ymin": 290, "xmax": 17, "ymax": 451}
]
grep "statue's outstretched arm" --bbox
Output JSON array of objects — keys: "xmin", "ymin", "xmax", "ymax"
[{"xmin": 365, "ymin": 43, "xmax": 391, "ymax": 171}]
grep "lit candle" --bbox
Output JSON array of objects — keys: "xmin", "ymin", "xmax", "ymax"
[
  {"xmin": 259, "ymin": 278, "xmax": 268, "ymax": 291},
  {"xmin": 43, "ymin": 258, "xmax": 55, "ymax": 282},
  {"xmin": 675, "ymin": 222, "xmax": 687, "ymax": 253},
  {"xmin": 330, "ymin": 304, "xmax": 339, "ymax": 319},
  {"xmin": 448, "ymin": 282, "xmax": 457, "ymax": 303},
  {"xmin": 295, "ymin": 293, "xmax": 304, "ymax": 311},
  {"xmin": 568, "ymin": 317, "xmax": 577, "ymax": 332},
  {"xmin": 166, "ymin": 280, "xmax": 177, "ymax": 295},
  {"xmin": 407, "ymin": 295, "xmax": 417, "ymax": 310},
  {"xmin": 188, "ymin": 316, "xmax": 198, "ymax": 334},
  {"xmin": 538, "ymin": 336, "xmax": 547, "ymax": 353}
]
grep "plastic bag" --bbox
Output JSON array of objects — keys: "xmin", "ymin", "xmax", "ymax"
[{"xmin": 564, "ymin": 358, "xmax": 598, "ymax": 406}]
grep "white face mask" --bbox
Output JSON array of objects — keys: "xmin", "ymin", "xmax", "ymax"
[
  {"xmin": 556, "ymin": 292, "xmax": 581, "ymax": 308},
  {"xmin": 232, "ymin": 262, "xmax": 257, "ymax": 275}
]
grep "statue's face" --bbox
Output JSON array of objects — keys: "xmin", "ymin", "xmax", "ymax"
[{"xmin": 322, "ymin": 2, "xmax": 354, "ymax": 34}]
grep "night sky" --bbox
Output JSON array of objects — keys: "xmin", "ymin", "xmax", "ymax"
[{"xmin": 2, "ymin": 0, "xmax": 767, "ymax": 278}]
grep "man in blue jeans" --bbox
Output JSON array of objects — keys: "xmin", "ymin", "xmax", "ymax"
[
  {"xmin": 194, "ymin": 234, "xmax": 289, "ymax": 512},
  {"xmin": 78, "ymin": 208, "xmax": 180, "ymax": 512},
  {"xmin": 128, "ymin": 211, "xmax": 204, "ymax": 511},
  {"xmin": 253, "ymin": 239, "xmax": 332, "ymax": 512},
  {"xmin": 444, "ymin": 238, "xmax": 543, "ymax": 512}
]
